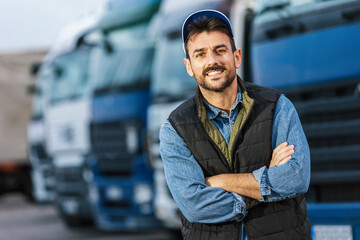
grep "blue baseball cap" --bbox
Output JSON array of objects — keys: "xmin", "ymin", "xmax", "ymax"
[{"xmin": 182, "ymin": 9, "xmax": 233, "ymax": 45}]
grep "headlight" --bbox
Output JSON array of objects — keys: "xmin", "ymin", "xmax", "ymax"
[
  {"xmin": 89, "ymin": 184, "xmax": 99, "ymax": 203},
  {"xmin": 146, "ymin": 131, "xmax": 158, "ymax": 168},
  {"xmin": 126, "ymin": 125, "xmax": 138, "ymax": 154},
  {"xmin": 106, "ymin": 186, "xmax": 123, "ymax": 200},
  {"xmin": 82, "ymin": 168, "xmax": 93, "ymax": 183},
  {"xmin": 134, "ymin": 183, "xmax": 152, "ymax": 204}
]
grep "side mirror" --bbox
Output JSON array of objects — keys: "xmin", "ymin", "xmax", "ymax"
[
  {"xmin": 103, "ymin": 39, "xmax": 113, "ymax": 54},
  {"xmin": 53, "ymin": 65, "xmax": 63, "ymax": 78},
  {"xmin": 30, "ymin": 63, "xmax": 41, "ymax": 76}
]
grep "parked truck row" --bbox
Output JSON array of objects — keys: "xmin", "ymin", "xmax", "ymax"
[{"xmin": 24, "ymin": 0, "xmax": 360, "ymax": 238}]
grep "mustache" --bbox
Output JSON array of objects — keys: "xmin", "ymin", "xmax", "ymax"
[{"xmin": 203, "ymin": 64, "xmax": 226, "ymax": 76}]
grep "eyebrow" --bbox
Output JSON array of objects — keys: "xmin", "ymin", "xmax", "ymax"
[
  {"xmin": 213, "ymin": 44, "xmax": 228, "ymax": 50},
  {"xmin": 192, "ymin": 48, "xmax": 206, "ymax": 57}
]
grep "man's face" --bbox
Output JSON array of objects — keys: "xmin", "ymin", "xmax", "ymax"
[{"xmin": 184, "ymin": 31, "xmax": 241, "ymax": 93}]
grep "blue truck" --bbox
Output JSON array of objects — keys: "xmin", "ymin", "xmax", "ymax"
[
  {"xmin": 86, "ymin": 0, "xmax": 162, "ymax": 230},
  {"xmin": 250, "ymin": 0, "xmax": 360, "ymax": 239}
]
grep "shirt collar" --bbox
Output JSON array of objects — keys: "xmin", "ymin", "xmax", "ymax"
[{"xmin": 203, "ymin": 83, "xmax": 243, "ymax": 120}]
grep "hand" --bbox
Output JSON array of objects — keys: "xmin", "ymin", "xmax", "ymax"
[{"xmin": 269, "ymin": 142, "xmax": 294, "ymax": 168}]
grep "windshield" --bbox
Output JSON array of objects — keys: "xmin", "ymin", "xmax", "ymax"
[
  {"xmin": 151, "ymin": 37, "xmax": 197, "ymax": 102},
  {"xmin": 256, "ymin": 0, "xmax": 338, "ymax": 12},
  {"xmin": 91, "ymin": 22, "xmax": 154, "ymax": 92},
  {"xmin": 50, "ymin": 49, "xmax": 90, "ymax": 104}
]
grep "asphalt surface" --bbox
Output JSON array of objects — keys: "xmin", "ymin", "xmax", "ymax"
[{"xmin": 0, "ymin": 193, "xmax": 181, "ymax": 240}]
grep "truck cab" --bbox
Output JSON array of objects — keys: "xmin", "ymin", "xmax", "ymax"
[
  {"xmin": 250, "ymin": 0, "xmax": 360, "ymax": 238},
  {"xmin": 43, "ymin": 14, "xmax": 100, "ymax": 226},
  {"xmin": 86, "ymin": 0, "xmax": 162, "ymax": 230},
  {"xmin": 28, "ymin": 65, "xmax": 55, "ymax": 202}
]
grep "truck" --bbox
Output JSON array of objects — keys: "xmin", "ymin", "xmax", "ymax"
[
  {"xmin": 0, "ymin": 50, "xmax": 46, "ymax": 199},
  {"xmin": 249, "ymin": 0, "xmax": 360, "ymax": 238},
  {"xmin": 146, "ymin": 0, "xmax": 255, "ymax": 229},
  {"xmin": 85, "ymin": 0, "xmax": 162, "ymax": 230},
  {"xmin": 42, "ymin": 14, "xmax": 100, "ymax": 226},
  {"xmin": 28, "ymin": 62, "xmax": 55, "ymax": 203}
]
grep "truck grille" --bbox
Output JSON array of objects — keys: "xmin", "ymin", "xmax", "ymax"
[
  {"xmin": 286, "ymin": 78, "xmax": 360, "ymax": 202},
  {"xmin": 90, "ymin": 120, "xmax": 142, "ymax": 176},
  {"xmin": 56, "ymin": 167, "xmax": 82, "ymax": 182}
]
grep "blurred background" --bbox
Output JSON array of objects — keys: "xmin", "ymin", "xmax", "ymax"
[{"xmin": 0, "ymin": 0, "xmax": 359, "ymax": 239}]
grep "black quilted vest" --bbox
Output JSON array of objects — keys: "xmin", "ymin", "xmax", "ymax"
[{"xmin": 168, "ymin": 80, "xmax": 311, "ymax": 240}]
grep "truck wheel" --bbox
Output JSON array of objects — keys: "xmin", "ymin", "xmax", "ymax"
[
  {"xmin": 61, "ymin": 214, "xmax": 93, "ymax": 228},
  {"xmin": 23, "ymin": 179, "xmax": 34, "ymax": 202},
  {"xmin": 62, "ymin": 215, "xmax": 83, "ymax": 227},
  {"xmin": 22, "ymin": 167, "xmax": 34, "ymax": 202}
]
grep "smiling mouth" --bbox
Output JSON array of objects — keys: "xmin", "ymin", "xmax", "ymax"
[
  {"xmin": 204, "ymin": 64, "xmax": 226, "ymax": 77},
  {"xmin": 206, "ymin": 70, "xmax": 224, "ymax": 76}
]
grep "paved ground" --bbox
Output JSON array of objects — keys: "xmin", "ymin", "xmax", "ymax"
[{"xmin": 0, "ymin": 193, "xmax": 181, "ymax": 240}]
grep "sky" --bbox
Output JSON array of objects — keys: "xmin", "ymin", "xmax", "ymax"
[{"xmin": 0, "ymin": 0, "xmax": 105, "ymax": 53}]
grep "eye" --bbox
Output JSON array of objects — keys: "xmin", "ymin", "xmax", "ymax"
[
  {"xmin": 216, "ymin": 48, "xmax": 226, "ymax": 54},
  {"xmin": 195, "ymin": 52, "xmax": 205, "ymax": 58}
]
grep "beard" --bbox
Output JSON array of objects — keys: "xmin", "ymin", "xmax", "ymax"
[{"xmin": 194, "ymin": 63, "xmax": 236, "ymax": 93}]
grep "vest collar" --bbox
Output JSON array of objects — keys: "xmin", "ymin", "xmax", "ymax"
[
  {"xmin": 195, "ymin": 76, "xmax": 251, "ymax": 120},
  {"xmin": 194, "ymin": 76, "xmax": 255, "ymax": 168},
  {"xmin": 203, "ymin": 84, "xmax": 243, "ymax": 120}
]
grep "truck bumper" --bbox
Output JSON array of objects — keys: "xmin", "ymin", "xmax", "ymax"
[
  {"xmin": 89, "ymin": 176, "xmax": 161, "ymax": 231},
  {"xmin": 308, "ymin": 202, "xmax": 360, "ymax": 240},
  {"xmin": 31, "ymin": 164, "xmax": 55, "ymax": 202},
  {"xmin": 55, "ymin": 166, "xmax": 93, "ymax": 220},
  {"xmin": 87, "ymin": 154, "xmax": 161, "ymax": 231}
]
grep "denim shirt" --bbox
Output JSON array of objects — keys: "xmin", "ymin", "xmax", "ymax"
[{"xmin": 159, "ymin": 86, "xmax": 311, "ymax": 238}]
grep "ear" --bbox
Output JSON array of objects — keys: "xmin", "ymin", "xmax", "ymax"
[
  {"xmin": 184, "ymin": 58, "xmax": 194, "ymax": 77},
  {"xmin": 234, "ymin": 49, "xmax": 242, "ymax": 69}
]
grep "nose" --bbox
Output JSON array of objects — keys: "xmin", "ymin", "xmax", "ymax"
[{"xmin": 206, "ymin": 50, "xmax": 220, "ymax": 65}]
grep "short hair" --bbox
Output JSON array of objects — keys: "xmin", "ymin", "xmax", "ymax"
[{"xmin": 184, "ymin": 16, "xmax": 236, "ymax": 59}]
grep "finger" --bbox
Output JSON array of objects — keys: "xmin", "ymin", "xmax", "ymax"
[
  {"xmin": 273, "ymin": 145, "xmax": 294, "ymax": 160},
  {"xmin": 271, "ymin": 155, "xmax": 292, "ymax": 168},
  {"xmin": 273, "ymin": 142, "xmax": 288, "ymax": 156},
  {"xmin": 273, "ymin": 142, "xmax": 288, "ymax": 155},
  {"xmin": 277, "ymin": 156, "xmax": 292, "ymax": 166},
  {"xmin": 276, "ymin": 144, "xmax": 294, "ymax": 155},
  {"xmin": 272, "ymin": 147, "xmax": 294, "ymax": 166},
  {"xmin": 277, "ymin": 148, "xmax": 294, "ymax": 161}
]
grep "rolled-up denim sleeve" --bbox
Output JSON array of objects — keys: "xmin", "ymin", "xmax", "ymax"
[
  {"xmin": 252, "ymin": 94, "xmax": 311, "ymax": 202},
  {"xmin": 160, "ymin": 120, "xmax": 247, "ymax": 223}
]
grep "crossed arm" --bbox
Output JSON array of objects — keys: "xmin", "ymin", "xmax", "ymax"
[
  {"xmin": 159, "ymin": 95, "xmax": 310, "ymax": 222},
  {"xmin": 205, "ymin": 142, "xmax": 295, "ymax": 200}
]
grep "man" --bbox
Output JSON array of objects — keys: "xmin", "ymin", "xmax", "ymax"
[{"xmin": 159, "ymin": 9, "xmax": 311, "ymax": 240}]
